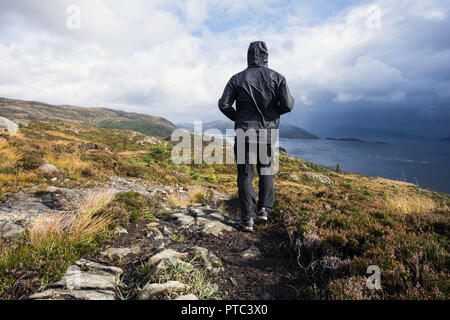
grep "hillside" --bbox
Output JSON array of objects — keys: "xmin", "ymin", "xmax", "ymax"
[
  {"xmin": 178, "ymin": 120, "xmax": 319, "ymax": 140},
  {"xmin": 0, "ymin": 119, "xmax": 449, "ymax": 300},
  {"xmin": 0, "ymin": 97, "xmax": 176, "ymax": 138}
]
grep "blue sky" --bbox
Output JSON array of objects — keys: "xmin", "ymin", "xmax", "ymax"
[
  {"xmin": 203, "ymin": 0, "xmax": 366, "ymax": 32},
  {"xmin": 0, "ymin": 0, "xmax": 449, "ymax": 138}
]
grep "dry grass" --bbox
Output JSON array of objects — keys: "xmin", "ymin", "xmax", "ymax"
[
  {"xmin": 385, "ymin": 193, "xmax": 442, "ymax": 213},
  {"xmin": 0, "ymin": 137, "xmax": 20, "ymax": 170},
  {"xmin": 28, "ymin": 189, "xmax": 116, "ymax": 245},
  {"xmin": 45, "ymin": 154, "xmax": 90, "ymax": 172},
  {"xmin": 44, "ymin": 130, "xmax": 84, "ymax": 142},
  {"xmin": 166, "ymin": 195, "xmax": 191, "ymax": 208},
  {"xmin": 117, "ymin": 150, "xmax": 149, "ymax": 156}
]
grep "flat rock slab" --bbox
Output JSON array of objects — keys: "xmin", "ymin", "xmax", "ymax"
[
  {"xmin": 147, "ymin": 249, "xmax": 188, "ymax": 266},
  {"xmin": 75, "ymin": 259, "xmax": 123, "ymax": 276},
  {"xmin": 240, "ymin": 245, "xmax": 261, "ymax": 258},
  {"xmin": 50, "ymin": 265, "xmax": 117, "ymax": 290},
  {"xmin": 169, "ymin": 207, "xmax": 235, "ymax": 237},
  {"xmin": 138, "ymin": 281, "xmax": 190, "ymax": 300},
  {"xmin": 101, "ymin": 246, "xmax": 141, "ymax": 258},
  {"xmin": 29, "ymin": 288, "xmax": 116, "ymax": 300}
]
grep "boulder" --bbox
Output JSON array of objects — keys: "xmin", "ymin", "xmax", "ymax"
[{"xmin": 0, "ymin": 117, "xmax": 19, "ymax": 134}]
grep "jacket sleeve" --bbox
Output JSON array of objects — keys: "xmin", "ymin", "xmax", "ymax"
[
  {"xmin": 277, "ymin": 77, "xmax": 295, "ymax": 115},
  {"xmin": 218, "ymin": 79, "xmax": 237, "ymax": 121}
]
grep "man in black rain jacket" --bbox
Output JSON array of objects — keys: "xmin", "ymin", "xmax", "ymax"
[{"xmin": 218, "ymin": 41, "xmax": 295, "ymax": 232}]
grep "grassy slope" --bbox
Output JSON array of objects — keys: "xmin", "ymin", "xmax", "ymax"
[
  {"xmin": 0, "ymin": 97, "xmax": 176, "ymax": 138},
  {"xmin": 0, "ymin": 120, "xmax": 448, "ymax": 299}
]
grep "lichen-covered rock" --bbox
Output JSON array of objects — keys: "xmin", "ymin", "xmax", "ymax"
[{"xmin": 303, "ymin": 172, "xmax": 335, "ymax": 186}]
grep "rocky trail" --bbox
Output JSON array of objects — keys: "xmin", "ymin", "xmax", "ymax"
[{"xmin": 1, "ymin": 176, "xmax": 302, "ymax": 300}]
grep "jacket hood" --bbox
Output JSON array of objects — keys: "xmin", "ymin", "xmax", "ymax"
[{"xmin": 247, "ymin": 41, "xmax": 268, "ymax": 68}]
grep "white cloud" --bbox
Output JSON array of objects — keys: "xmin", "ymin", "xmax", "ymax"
[{"xmin": 0, "ymin": 0, "xmax": 449, "ymax": 129}]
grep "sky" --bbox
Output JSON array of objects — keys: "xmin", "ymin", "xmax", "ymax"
[{"xmin": 0, "ymin": 0, "xmax": 449, "ymax": 138}]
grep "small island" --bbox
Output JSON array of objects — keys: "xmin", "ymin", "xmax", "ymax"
[
  {"xmin": 438, "ymin": 136, "xmax": 450, "ymax": 142},
  {"xmin": 325, "ymin": 137, "xmax": 386, "ymax": 144}
]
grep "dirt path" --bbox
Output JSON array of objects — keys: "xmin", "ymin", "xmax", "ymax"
[
  {"xmin": 76, "ymin": 200, "xmax": 302, "ymax": 300},
  {"xmin": 19, "ymin": 177, "xmax": 303, "ymax": 300}
]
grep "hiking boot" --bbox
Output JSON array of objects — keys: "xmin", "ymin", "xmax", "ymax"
[
  {"xmin": 256, "ymin": 207, "xmax": 270, "ymax": 223},
  {"xmin": 239, "ymin": 218, "xmax": 254, "ymax": 232}
]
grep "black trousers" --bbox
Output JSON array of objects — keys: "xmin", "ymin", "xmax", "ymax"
[{"xmin": 234, "ymin": 140, "xmax": 275, "ymax": 221}]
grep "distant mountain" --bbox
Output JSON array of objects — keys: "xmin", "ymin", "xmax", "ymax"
[
  {"xmin": 328, "ymin": 126, "xmax": 431, "ymax": 141},
  {"xmin": 326, "ymin": 137, "xmax": 366, "ymax": 142},
  {"xmin": 0, "ymin": 97, "xmax": 176, "ymax": 137},
  {"xmin": 177, "ymin": 120, "xmax": 319, "ymax": 140},
  {"xmin": 438, "ymin": 136, "xmax": 450, "ymax": 142},
  {"xmin": 279, "ymin": 123, "xmax": 319, "ymax": 139}
]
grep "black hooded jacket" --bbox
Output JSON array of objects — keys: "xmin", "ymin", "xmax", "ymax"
[{"xmin": 218, "ymin": 41, "xmax": 295, "ymax": 135}]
